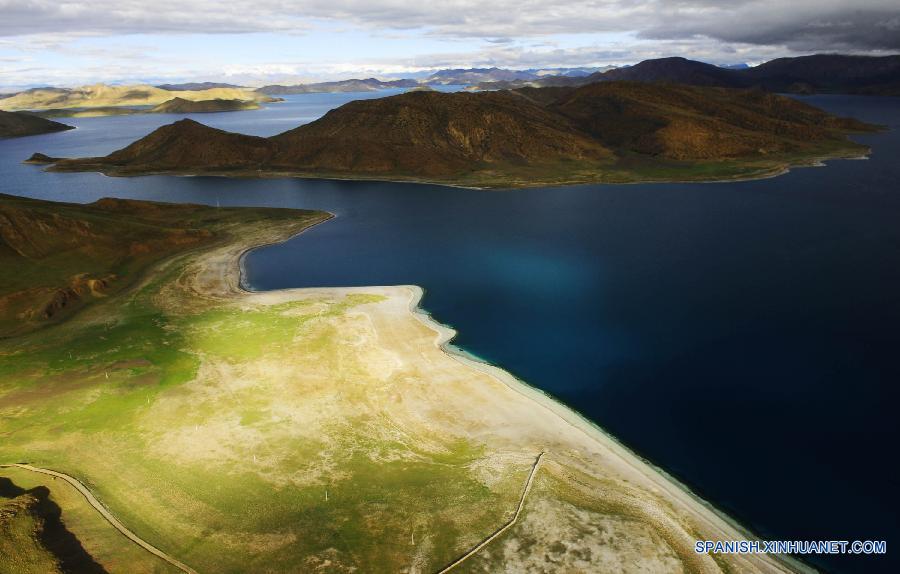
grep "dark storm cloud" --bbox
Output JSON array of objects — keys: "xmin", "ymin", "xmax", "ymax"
[{"xmin": 641, "ymin": 1, "xmax": 900, "ymax": 52}]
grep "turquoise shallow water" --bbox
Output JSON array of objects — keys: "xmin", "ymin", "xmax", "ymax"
[{"xmin": 2, "ymin": 92, "xmax": 898, "ymax": 573}]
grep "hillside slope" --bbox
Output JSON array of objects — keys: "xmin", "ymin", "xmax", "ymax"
[
  {"xmin": 538, "ymin": 82, "xmax": 868, "ymax": 160},
  {"xmin": 47, "ymin": 83, "xmax": 876, "ymax": 187},
  {"xmin": 0, "ymin": 194, "xmax": 322, "ymax": 336}
]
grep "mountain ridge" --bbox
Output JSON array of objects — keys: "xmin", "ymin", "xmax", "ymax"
[{"xmin": 477, "ymin": 54, "xmax": 900, "ymax": 95}]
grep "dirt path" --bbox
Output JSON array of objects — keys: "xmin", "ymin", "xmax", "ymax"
[
  {"xmin": 435, "ymin": 452, "xmax": 544, "ymax": 574},
  {"xmin": 0, "ymin": 463, "xmax": 197, "ymax": 574}
]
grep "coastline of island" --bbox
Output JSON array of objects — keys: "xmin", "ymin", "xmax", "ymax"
[{"xmin": 33, "ymin": 83, "xmax": 878, "ymax": 190}]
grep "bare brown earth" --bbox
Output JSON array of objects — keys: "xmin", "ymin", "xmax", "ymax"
[{"xmin": 45, "ymin": 83, "xmax": 876, "ymax": 188}]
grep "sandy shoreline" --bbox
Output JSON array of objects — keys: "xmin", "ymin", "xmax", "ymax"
[
  {"xmin": 236, "ymin": 211, "xmax": 336, "ymax": 292},
  {"xmin": 404, "ymin": 285, "xmax": 813, "ymax": 574},
  {"xmin": 222, "ymin": 215, "xmax": 812, "ymax": 573}
]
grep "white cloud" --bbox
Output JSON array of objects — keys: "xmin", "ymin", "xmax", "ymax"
[{"xmin": 1, "ymin": 0, "xmax": 897, "ymax": 87}]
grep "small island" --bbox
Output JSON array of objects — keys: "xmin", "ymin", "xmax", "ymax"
[{"xmin": 40, "ymin": 82, "xmax": 877, "ymax": 188}]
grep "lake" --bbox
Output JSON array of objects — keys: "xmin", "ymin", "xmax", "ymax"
[{"xmin": 2, "ymin": 91, "xmax": 898, "ymax": 573}]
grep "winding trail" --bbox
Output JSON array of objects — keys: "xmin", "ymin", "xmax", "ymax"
[
  {"xmin": 0, "ymin": 463, "xmax": 197, "ymax": 574},
  {"xmin": 436, "ymin": 452, "xmax": 544, "ymax": 574}
]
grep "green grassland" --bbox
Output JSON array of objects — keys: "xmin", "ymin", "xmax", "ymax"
[{"xmin": 0, "ymin": 199, "xmax": 535, "ymax": 572}]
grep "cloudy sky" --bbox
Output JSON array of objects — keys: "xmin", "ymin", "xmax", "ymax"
[{"xmin": 1, "ymin": 0, "xmax": 898, "ymax": 88}]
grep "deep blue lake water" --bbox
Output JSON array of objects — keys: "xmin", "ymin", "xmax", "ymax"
[{"xmin": 2, "ymin": 92, "xmax": 898, "ymax": 573}]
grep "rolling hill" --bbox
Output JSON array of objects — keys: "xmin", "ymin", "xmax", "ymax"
[{"xmin": 0, "ymin": 83, "xmax": 276, "ymax": 112}]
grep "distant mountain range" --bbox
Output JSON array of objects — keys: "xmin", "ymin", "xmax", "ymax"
[
  {"xmin": 424, "ymin": 66, "xmax": 613, "ymax": 85},
  {"xmin": 477, "ymin": 55, "xmax": 900, "ymax": 95},
  {"xmin": 256, "ymin": 67, "xmax": 614, "ymax": 94},
  {"xmin": 257, "ymin": 78, "xmax": 418, "ymax": 95},
  {"xmin": 3, "ymin": 55, "xmax": 896, "ymax": 111},
  {"xmin": 156, "ymin": 82, "xmax": 244, "ymax": 91},
  {"xmin": 43, "ymin": 82, "xmax": 875, "ymax": 188}
]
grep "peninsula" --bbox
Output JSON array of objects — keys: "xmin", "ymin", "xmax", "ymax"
[
  {"xmin": 42, "ymin": 82, "xmax": 876, "ymax": 188},
  {"xmin": 0, "ymin": 110, "xmax": 73, "ymax": 138},
  {"xmin": 32, "ymin": 97, "xmax": 263, "ymax": 118},
  {"xmin": 0, "ymin": 192, "xmax": 803, "ymax": 572}
]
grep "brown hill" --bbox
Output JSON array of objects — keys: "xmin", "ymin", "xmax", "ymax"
[
  {"xmin": 47, "ymin": 83, "xmax": 876, "ymax": 187},
  {"xmin": 535, "ymin": 82, "xmax": 869, "ymax": 160},
  {"xmin": 0, "ymin": 110, "xmax": 73, "ymax": 138},
  {"xmin": 91, "ymin": 119, "xmax": 275, "ymax": 172},
  {"xmin": 268, "ymin": 90, "xmax": 611, "ymax": 177},
  {"xmin": 0, "ymin": 194, "xmax": 323, "ymax": 336}
]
